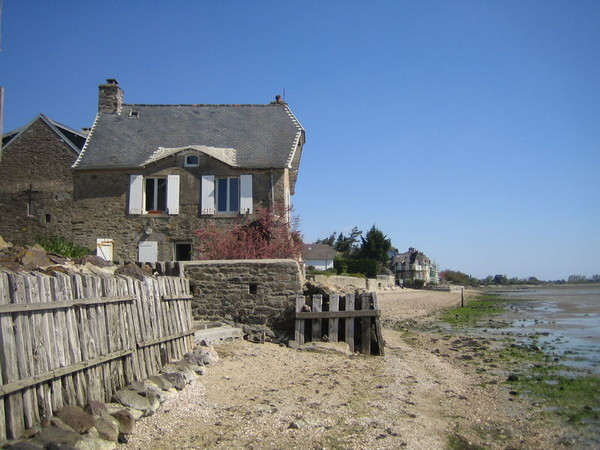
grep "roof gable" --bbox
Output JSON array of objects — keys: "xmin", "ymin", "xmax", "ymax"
[
  {"xmin": 2, "ymin": 114, "xmax": 87, "ymax": 155},
  {"xmin": 302, "ymin": 244, "xmax": 338, "ymax": 261}
]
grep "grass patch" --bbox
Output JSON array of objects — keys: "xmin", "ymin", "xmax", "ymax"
[{"xmin": 440, "ymin": 294, "xmax": 505, "ymax": 326}]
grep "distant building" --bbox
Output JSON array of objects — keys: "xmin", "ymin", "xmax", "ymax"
[
  {"xmin": 0, "ymin": 114, "xmax": 87, "ymax": 245},
  {"xmin": 302, "ymin": 243, "xmax": 337, "ymax": 271},
  {"xmin": 392, "ymin": 247, "xmax": 439, "ymax": 285}
]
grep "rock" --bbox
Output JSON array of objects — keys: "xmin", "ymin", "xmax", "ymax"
[
  {"xmin": 507, "ymin": 373, "xmax": 520, "ymax": 382},
  {"xmin": 73, "ymin": 434, "xmax": 117, "ymax": 449},
  {"xmin": 31, "ymin": 425, "xmax": 82, "ymax": 448},
  {"xmin": 298, "ymin": 341, "xmax": 352, "ymax": 356},
  {"xmin": 160, "ymin": 372, "xmax": 187, "ymax": 390},
  {"xmin": 79, "ymin": 255, "xmax": 112, "ymax": 267},
  {"xmin": 148, "ymin": 375, "xmax": 173, "ymax": 390},
  {"xmin": 93, "ymin": 416, "xmax": 120, "ymax": 442},
  {"xmin": 3, "ymin": 441, "xmax": 43, "ymax": 449},
  {"xmin": 287, "ymin": 340, "xmax": 300, "ymax": 350},
  {"xmin": 109, "ymin": 409, "xmax": 135, "ymax": 434},
  {"xmin": 49, "ymin": 416, "xmax": 76, "ymax": 433},
  {"xmin": 128, "ymin": 380, "xmax": 160, "ymax": 394},
  {"xmin": 20, "ymin": 247, "xmax": 53, "ymax": 268},
  {"xmin": 84, "ymin": 400, "xmax": 109, "ymax": 418},
  {"xmin": 112, "ymin": 389, "xmax": 151, "ymax": 413},
  {"xmin": 0, "ymin": 235, "xmax": 10, "ymax": 251},
  {"xmin": 115, "ymin": 263, "xmax": 150, "ymax": 281},
  {"xmin": 161, "ymin": 362, "xmax": 196, "ymax": 383},
  {"xmin": 53, "ymin": 405, "xmax": 96, "ymax": 434},
  {"xmin": 84, "ymin": 262, "xmax": 118, "ymax": 276},
  {"xmin": 44, "ymin": 265, "xmax": 73, "ymax": 276},
  {"xmin": 145, "ymin": 391, "xmax": 160, "ymax": 415}
]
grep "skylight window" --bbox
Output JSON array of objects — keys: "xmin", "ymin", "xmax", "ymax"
[{"xmin": 184, "ymin": 154, "xmax": 200, "ymax": 167}]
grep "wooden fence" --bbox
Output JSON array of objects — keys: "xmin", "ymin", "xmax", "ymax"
[
  {"xmin": 0, "ymin": 269, "xmax": 194, "ymax": 442},
  {"xmin": 294, "ymin": 292, "xmax": 385, "ymax": 356}
]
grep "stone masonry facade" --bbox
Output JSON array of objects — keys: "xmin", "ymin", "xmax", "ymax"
[
  {"xmin": 71, "ymin": 159, "xmax": 291, "ymax": 261},
  {"xmin": 183, "ymin": 259, "xmax": 304, "ymax": 333}
]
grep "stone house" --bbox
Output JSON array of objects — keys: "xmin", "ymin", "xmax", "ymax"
[
  {"xmin": 71, "ymin": 79, "xmax": 305, "ymax": 262},
  {"xmin": 302, "ymin": 243, "xmax": 337, "ymax": 271},
  {"xmin": 392, "ymin": 247, "xmax": 439, "ymax": 285},
  {"xmin": 0, "ymin": 114, "xmax": 87, "ymax": 245}
]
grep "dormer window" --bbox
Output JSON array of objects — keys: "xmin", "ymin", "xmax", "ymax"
[{"xmin": 184, "ymin": 154, "xmax": 200, "ymax": 167}]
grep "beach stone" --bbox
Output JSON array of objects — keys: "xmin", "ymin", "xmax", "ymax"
[
  {"xmin": 93, "ymin": 416, "xmax": 120, "ymax": 442},
  {"xmin": 53, "ymin": 405, "xmax": 96, "ymax": 434},
  {"xmin": 85, "ymin": 400, "xmax": 110, "ymax": 418},
  {"xmin": 287, "ymin": 340, "xmax": 300, "ymax": 350},
  {"xmin": 49, "ymin": 416, "xmax": 77, "ymax": 433},
  {"xmin": 31, "ymin": 425, "xmax": 81, "ymax": 448},
  {"xmin": 113, "ymin": 389, "xmax": 151, "ymax": 413},
  {"xmin": 161, "ymin": 362, "xmax": 196, "ymax": 387},
  {"xmin": 115, "ymin": 263, "xmax": 149, "ymax": 281},
  {"xmin": 74, "ymin": 434, "xmax": 117, "ymax": 450},
  {"xmin": 161, "ymin": 372, "xmax": 187, "ymax": 390},
  {"xmin": 110, "ymin": 409, "xmax": 135, "ymax": 434},
  {"xmin": 3, "ymin": 442, "xmax": 42, "ymax": 450},
  {"xmin": 20, "ymin": 247, "xmax": 52, "ymax": 268},
  {"xmin": 148, "ymin": 375, "xmax": 173, "ymax": 390},
  {"xmin": 298, "ymin": 341, "xmax": 352, "ymax": 356}
]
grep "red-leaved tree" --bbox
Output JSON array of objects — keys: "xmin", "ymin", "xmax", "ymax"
[{"xmin": 195, "ymin": 205, "xmax": 303, "ymax": 260}]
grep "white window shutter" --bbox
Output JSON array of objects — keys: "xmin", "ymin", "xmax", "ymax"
[
  {"xmin": 166, "ymin": 174, "xmax": 180, "ymax": 215},
  {"xmin": 240, "ymin": 174, "xmax": 253, "ymax": 215},
  {"xmin": 201, "ymin": 175, "xmax": 215, "ymax": 215},
  {"xmin": 129, "ymin": 175, "xmax": 144, "ymax": 214}
]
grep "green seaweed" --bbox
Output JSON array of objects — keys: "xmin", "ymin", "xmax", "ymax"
[{"xmin": 440, "ymin": 294, "xmax": 505, "ymax": 326}]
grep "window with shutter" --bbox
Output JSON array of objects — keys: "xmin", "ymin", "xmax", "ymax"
[
  {"xmin": 129, "ymin": 175, "xmax": 144, "ymax": 214},
  {"xmin": 240, "ymin": 174, "xmax": 253, "ymax": 214},
  {"xmin": 201, "ymin": 175, "xmax": 215, "ymax": 215},
  {"xmin": 166, "ymin": 174, "xmax": 180, "ymax": 214}
]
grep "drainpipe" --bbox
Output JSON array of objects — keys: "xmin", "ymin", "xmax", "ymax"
[{"xmin": 270, "ymin": 169, "xmax": 275, "ymax": 209}]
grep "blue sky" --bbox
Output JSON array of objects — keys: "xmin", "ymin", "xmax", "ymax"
[{"xmin": 1, "ymin": 1, "xmax": 598, "ymax": 280}]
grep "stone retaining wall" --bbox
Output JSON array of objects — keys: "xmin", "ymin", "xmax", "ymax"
[{"xmin": 182, "ymin": 259, "xmax": 303, "ymax": 333}]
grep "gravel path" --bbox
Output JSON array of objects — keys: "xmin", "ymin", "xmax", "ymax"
[{"xmin": 123, "ymin": 289, "xmax": 580, "ymax": 449}]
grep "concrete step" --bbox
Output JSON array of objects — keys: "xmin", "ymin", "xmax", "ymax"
[
  {"xmin": 192, "ymin": 320, "xmax": 224, "ymax": 331},
  {"xmin": 194, "ymin": 324, "xmax": 244, "ymax": 346}
]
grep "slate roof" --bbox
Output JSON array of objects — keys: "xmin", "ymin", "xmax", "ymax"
[
  {"xmin": 74, "ymin": 104, "xmax": 304, "ymax": 172},
  {"xmin": 302, "ymin": 244, "xmax": 338, "ymax": 261}
]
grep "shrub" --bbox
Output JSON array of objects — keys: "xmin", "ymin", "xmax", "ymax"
[
  {"xmin": 195, "ymin": 205, "xmax": 303, "ymax": 260},
  {"xmin": 334, "ymin": 256, "xmax": 378, "ymax": 278},
  {"xmin": 36, "ymin": 236, "xmax": 91, "ymax": 259}
]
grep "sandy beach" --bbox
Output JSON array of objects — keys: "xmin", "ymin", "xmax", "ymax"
[{"xmin": 122, "ymin": 289, "xmax": 592, "ymax": 449}]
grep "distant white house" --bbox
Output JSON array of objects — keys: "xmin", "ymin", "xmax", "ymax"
[{"xmin": 302, "ymin": 243, "xmax": 337, "ymax": 271}]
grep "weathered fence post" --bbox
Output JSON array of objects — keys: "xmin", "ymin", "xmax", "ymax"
[
  {"xmin": 345, "ymin": 293, "xmax": 355, "ymax": 352},
  {"xmin": 311, "ymin": 295, "xmax": 322, "ymax": 342},
  {"xmin": 328, "ymin": 294, "xmax": 339, "ymax": 342},
  {"xmin": 294, "ymin": 296, "xmax": 305, "ymax": 344}
]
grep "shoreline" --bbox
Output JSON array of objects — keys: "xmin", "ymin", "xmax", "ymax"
[{"xmin": 122, "ymin": 290, "xmax": 598, "ymax": 449}]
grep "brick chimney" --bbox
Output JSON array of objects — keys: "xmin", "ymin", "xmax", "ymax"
[{"xmin": 98, "ymin": 79, "xmax": 123, "ymax": 114}]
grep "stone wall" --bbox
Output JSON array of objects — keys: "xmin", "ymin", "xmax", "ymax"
[{"xmin": 183, "ymin": 259, "xmax": 303, "ymax": 333}]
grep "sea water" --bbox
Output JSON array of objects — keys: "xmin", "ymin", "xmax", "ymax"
[{"xmin": 494, "ymin": 285, "xmax": 600, "ymax": 374}]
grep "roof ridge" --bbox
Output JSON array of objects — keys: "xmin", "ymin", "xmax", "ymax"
[{"xmin": 123, "ymin": 103, "xmax": 283, "ymax": 108}]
